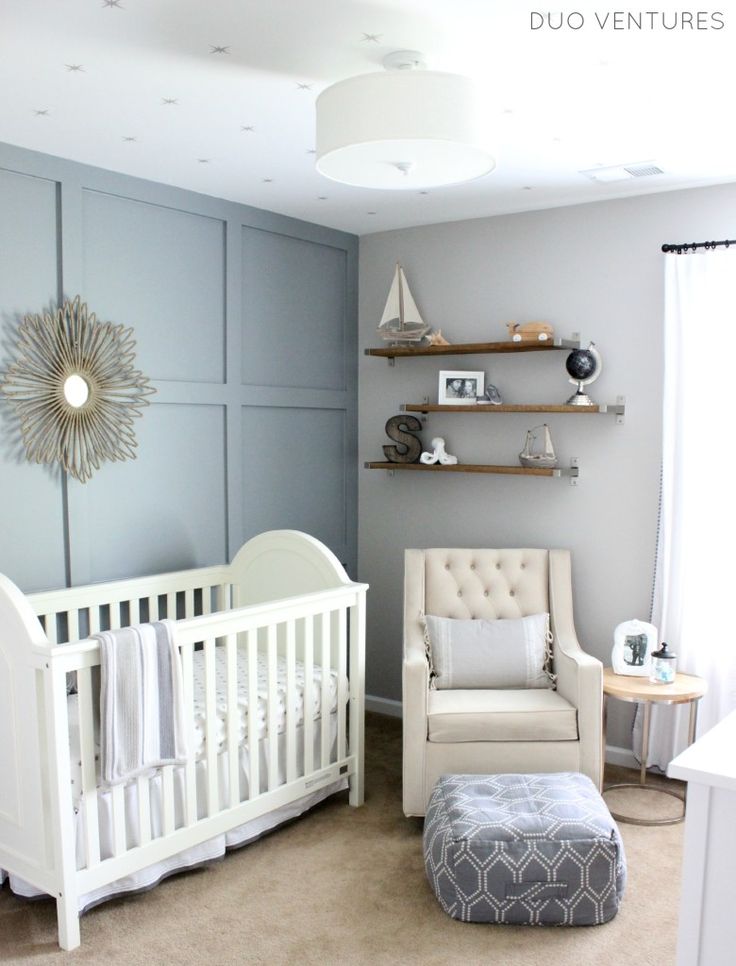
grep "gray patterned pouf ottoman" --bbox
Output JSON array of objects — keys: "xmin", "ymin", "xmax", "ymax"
[{"xmin": 424, "ymin": 773, "xmax": 626, "ymax": 926}]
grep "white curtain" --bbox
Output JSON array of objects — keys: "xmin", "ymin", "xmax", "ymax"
[{"xmin": 637, "ymin": 247, "xmax": 736, "ymax": 769}]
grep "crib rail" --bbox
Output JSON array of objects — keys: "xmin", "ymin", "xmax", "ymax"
[
  {"xmin": 35, "ymin": 582, "xmax": 365, "ymax": 920},
  {"xmin": 28, "ymin": 564, "xmax": 232, "ymax": 644}
]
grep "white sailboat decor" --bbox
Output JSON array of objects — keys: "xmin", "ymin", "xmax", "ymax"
[
  {"xmin": 519, "ymin": 424, "xmax": 558, "ymax": 469},
  {"xmin": 377, "ymin": 263, "xmax": 431, "ymax": 344}
]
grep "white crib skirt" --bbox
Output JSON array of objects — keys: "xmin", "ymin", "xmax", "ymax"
[{"xmin": 3, "ymin": 715, "xmax": 345, "ymax": 912}]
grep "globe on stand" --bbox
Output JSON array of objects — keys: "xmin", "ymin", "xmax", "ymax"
[{"xmin": 565, "ymin": 342, "xmax": 602, "ymax": 405}]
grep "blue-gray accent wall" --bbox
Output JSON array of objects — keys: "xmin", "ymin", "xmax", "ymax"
[{"xmin": 0, "ymin": 142, "xmax": 358, "ymax": 592}]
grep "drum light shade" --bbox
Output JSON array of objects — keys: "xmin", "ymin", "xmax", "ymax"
[{"xmin": 315, "ymin": 69, "xmax": 495, "ymax": 190}]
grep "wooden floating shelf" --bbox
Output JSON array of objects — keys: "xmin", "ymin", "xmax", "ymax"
[
  {"xmin": 364, "ymin": 338, "xmax": 579, "ymax": 359},
  {"xmin": 402, "ymin": 402, "xmax": 625, "ymax": 415},
  {"xmin": 364, "ymin": 461, "xmax": 578, "ymax": 478}
]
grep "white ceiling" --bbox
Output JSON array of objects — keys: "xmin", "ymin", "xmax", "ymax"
[{"xmin": 2, "ymin": 0, "xmax": 735, "ymax": 236}]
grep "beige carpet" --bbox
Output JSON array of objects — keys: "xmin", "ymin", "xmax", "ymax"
[{"xmin": 0, "ymin": 714, "xmax": 684, "ymax": 965}]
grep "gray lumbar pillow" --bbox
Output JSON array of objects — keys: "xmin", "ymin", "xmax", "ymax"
[{"xmin": 424, "ymin": 612, "xmax": 553, "ymax": 690}]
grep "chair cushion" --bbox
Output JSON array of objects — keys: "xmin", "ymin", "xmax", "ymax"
[
  {"xmin": 427, "ymin": 688, "xmax": 578, "ymax": 743},
  {"xmin": 424, "ymin": 612, "xmax": 553, "ymax": 690}
]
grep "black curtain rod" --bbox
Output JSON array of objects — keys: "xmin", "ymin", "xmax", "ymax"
[{"xmin": 662, "ymin": 238, "xmax": 736, "ymax": 253}]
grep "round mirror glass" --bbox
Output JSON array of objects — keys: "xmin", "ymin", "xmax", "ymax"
[{"xmin": 63, "ymin": 374, "xmax": 90, "ymax": 408}]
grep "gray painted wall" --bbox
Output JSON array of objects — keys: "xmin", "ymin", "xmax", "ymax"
[
  {"xmin": 358, "ymin": 182, "xmax": 736, "ymax": 752},
  {"xmin": 0, "ymin": 142, "xmax": 358, "ymax": 592}
]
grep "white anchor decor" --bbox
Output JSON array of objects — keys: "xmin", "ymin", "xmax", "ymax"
[{"xmin": 1, "ymin": 296, "xmax": 155, "ymax": 483}]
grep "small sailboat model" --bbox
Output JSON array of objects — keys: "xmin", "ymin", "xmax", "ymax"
[
  {"xmin": 519, "ymin": 424, "xmax": 558, "ymax": 469},
  {"xmin": 377, "ymin": 263, "xmax": 431, "ymax": 345}
]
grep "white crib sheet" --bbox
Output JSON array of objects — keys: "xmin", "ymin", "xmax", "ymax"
[{"xmin": 190, "ymin": 648, "xmax": 341, "ymax": 755}]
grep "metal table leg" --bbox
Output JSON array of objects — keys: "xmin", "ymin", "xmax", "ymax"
[{"xmin": 602, "ymin": 698, "xmax": 687, "ymax": 826}]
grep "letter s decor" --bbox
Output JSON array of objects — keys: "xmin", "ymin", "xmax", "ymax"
[{"xmin": 382, "ymin": 414, "xmax": 423, "ymax": 463}]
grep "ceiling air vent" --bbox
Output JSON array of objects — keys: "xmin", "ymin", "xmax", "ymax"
[
  {"xmin": 623, "ymin": 162, "xmax": 664, "ymax": 178},
  {"xmin": 580, "ymin": 161, "xmax": 664, "ymax": 183}
]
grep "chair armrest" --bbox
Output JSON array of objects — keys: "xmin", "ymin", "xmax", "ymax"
[
  {"xmin": 402, "ymin": 651, "xmax": 429, "ymax": 816},
  {"xmin": 549, "ymin": 549, "xmax": 603, "ymax": 788},
  {"xmin": 403, "ymin": 552, "xmax": 431, "ymax": 815}
]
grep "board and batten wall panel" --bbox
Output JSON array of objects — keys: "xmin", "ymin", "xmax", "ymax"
[
  {"xmin": 241, "ymin": 227, "xmax": 347, "ymax": 390},
  {"xmin": 0, "ymin": 141, "xmax": 357, "ymax": 593},
  {"xmin": 80, "ymin": 190, "xmax": 226, "ymax": 384},
  {"xmin": 0, "ymin": 167, "xmax": 67, "ymax": 591},
  {"xmin": 241, "ymin": 406, "xmax": 347, "ymax": 552},
  {"xmin": 82, "ymin": 404, "xmax": 227, "ymax": 581}
]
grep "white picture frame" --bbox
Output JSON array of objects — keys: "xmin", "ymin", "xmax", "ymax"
[
  {"xmin": 611, "ymin": 619, "xmax": 657, "ymax": 677},
  {"xmin": 438, "ymin": 370, "xmax": 484, "ymax": 405}
]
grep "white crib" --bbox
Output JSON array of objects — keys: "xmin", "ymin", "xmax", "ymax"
[{"xmin": 0, "ymin": 530, "xmax": 367, "ymax": 951}]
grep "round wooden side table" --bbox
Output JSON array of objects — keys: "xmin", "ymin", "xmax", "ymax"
[{"xmin": 602, "ymin": 668, "xmax": 707, "ymax": 826}]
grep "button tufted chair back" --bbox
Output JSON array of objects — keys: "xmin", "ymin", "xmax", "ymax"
[{"xmin": 423, "ymin": 549, "xmax": 549, "ymax": 621}]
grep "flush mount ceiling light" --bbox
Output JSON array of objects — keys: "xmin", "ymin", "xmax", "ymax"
[{"xmin": 315, "ymin": 51, "xmax": 495, "ymax": 190}]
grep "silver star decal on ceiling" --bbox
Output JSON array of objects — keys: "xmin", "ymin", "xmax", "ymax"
[
  {"xmin": 122, "ymin": 136, "xmax": 137, "ymax": 142},
  {"xmin": 162, "ymin": 97, "xmax": 178, "ymax": 105},
  {"xmin": 65, "ymin": 64, "xmax": 85, "ymax": 72},
  {"xmin": 197, "ymin": 158, "xmax": 211, "ymax": 164},
  {"xmin": 262, "ymin": 177, "xmax": 273, "ymax": 183},
  {"xmin": 33, "ymin": 109, "xmax": 50, "ymax": 116},
  {"xmin": 102, "ymin": 0, "xmax": 123, "ymax": 7},
  {"xmin": 306, "ymin": 148, "xmax": 316, "ymax": 154},
  {"xmin": 241, "ymin": 125, "xmax": 254, "ymax": 132},
  {"xmin": 362, "ymin": 33, "xmax": 382, "ymax": 43},
  {"xmin": 296, "ymin": 83, "xmax": 312, "ymax": 91},
  {"xmin": 209, "ymin": 45, "xmax": 230, "ymax": 54},
  {"xmin": 317, "ymin": 196, "xmax": 328, "ymax": 201}
]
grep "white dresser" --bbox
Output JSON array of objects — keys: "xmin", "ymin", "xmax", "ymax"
[{"xmin": 668, "ymin": 709, "xmax": 736, "ymax": 966}]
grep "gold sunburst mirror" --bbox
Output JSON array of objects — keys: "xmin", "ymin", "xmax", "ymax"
[{"xmin": 1, "ymin": 296, "xmax": 155, "ymax": 483}]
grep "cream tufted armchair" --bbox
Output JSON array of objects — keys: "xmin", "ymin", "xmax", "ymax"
[{"xmin": 403, "ymin": 548, "xmax": 603, "ymax": 816}]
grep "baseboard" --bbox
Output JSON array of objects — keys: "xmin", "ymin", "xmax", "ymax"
[
  {"xmin": 605, "ymin": 744, "xmax": 638, "ymax": 769},
  {"xmin": 365, "ymin": 694, "xmax": 403, "ymax": 718}
]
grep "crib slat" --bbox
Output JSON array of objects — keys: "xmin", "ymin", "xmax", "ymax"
[
  {"xmin": 77, "ymin": 667, "xmax": 100, "ymax": 868},
  {"xmin": 202, "ymin": 587, "xmax": 212, "ymax": 616},
  {"xmin": 148, "ymin": 595, "xmax": 159, "ymax": 621},
  {"xmin": 129, "ymin": 599, "xmax": 140, "ymax": 626},
  {"xmin": 285, "ymin": 620, "xmax": 297, "ymax": 784},
  {"xmin": 320, "ymin": 612, "xmax": 331, "ymax": 768},
  {"xmin": 214, "ymin": 583, "xmax": 227, "ymax": 613},
  {"xmin": 336, "ymin": 608, "xmax": 347, "ymax": 762},
  {"xmin": 303, "ymin": 616, "xmax": 314, "ymax": 778},
  {"xmin": 136, "ymin": 775, "xmax": 152, "ymax": 846},
  {"xmin": 180, "ymin": 642, "xmax": 197, "ymax": 826},
  {"xmin": 111, "ymin": 785, "xmax": 126, "ymax": 857},
  {"xmin": 67, "ymin": 610, "xmax": 80, "ymax": 644},
  {"xmin": 225, "ymin": 634, "xmax": 239, "ymax": 808},
  {"xmin": 166, "ymin": 592, "xmax": 176, "ymax": 621},
  {"xmin": 43, "ymin": 614, "xmax": 58, "ymax": 644},
  {"xmin": 204, "ymin": 637, "xmax": 219, "ymax": 816},
  {"xmin": 110, "ymin": 602, "xmax": 122, "ymax": 631},
  {"xmin": 161, "ymin": 766, "xmax": 175, "ymax": 836},
  {"xmin": 267, "ymin": 624, "xmax": 278, "ymax": 792},
  {"xmin": 89, "ymin": 607, "xmax": 101, "ymax": 635},
  {"xmin": 185, "ymin": 589, "xmax": 195, "ymax": 619},
  {"xmin": 246, "ymin": 630, "xmax": 259, "ymax": 799}
]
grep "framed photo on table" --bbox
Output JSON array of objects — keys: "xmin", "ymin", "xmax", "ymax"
[
  {"xmin": 438, "ymin": 370, "xmax": 484, "ymax": 405},
  {"xmin": 611, "ymin": 619, "xmax": 657, "ymax": 676}
]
